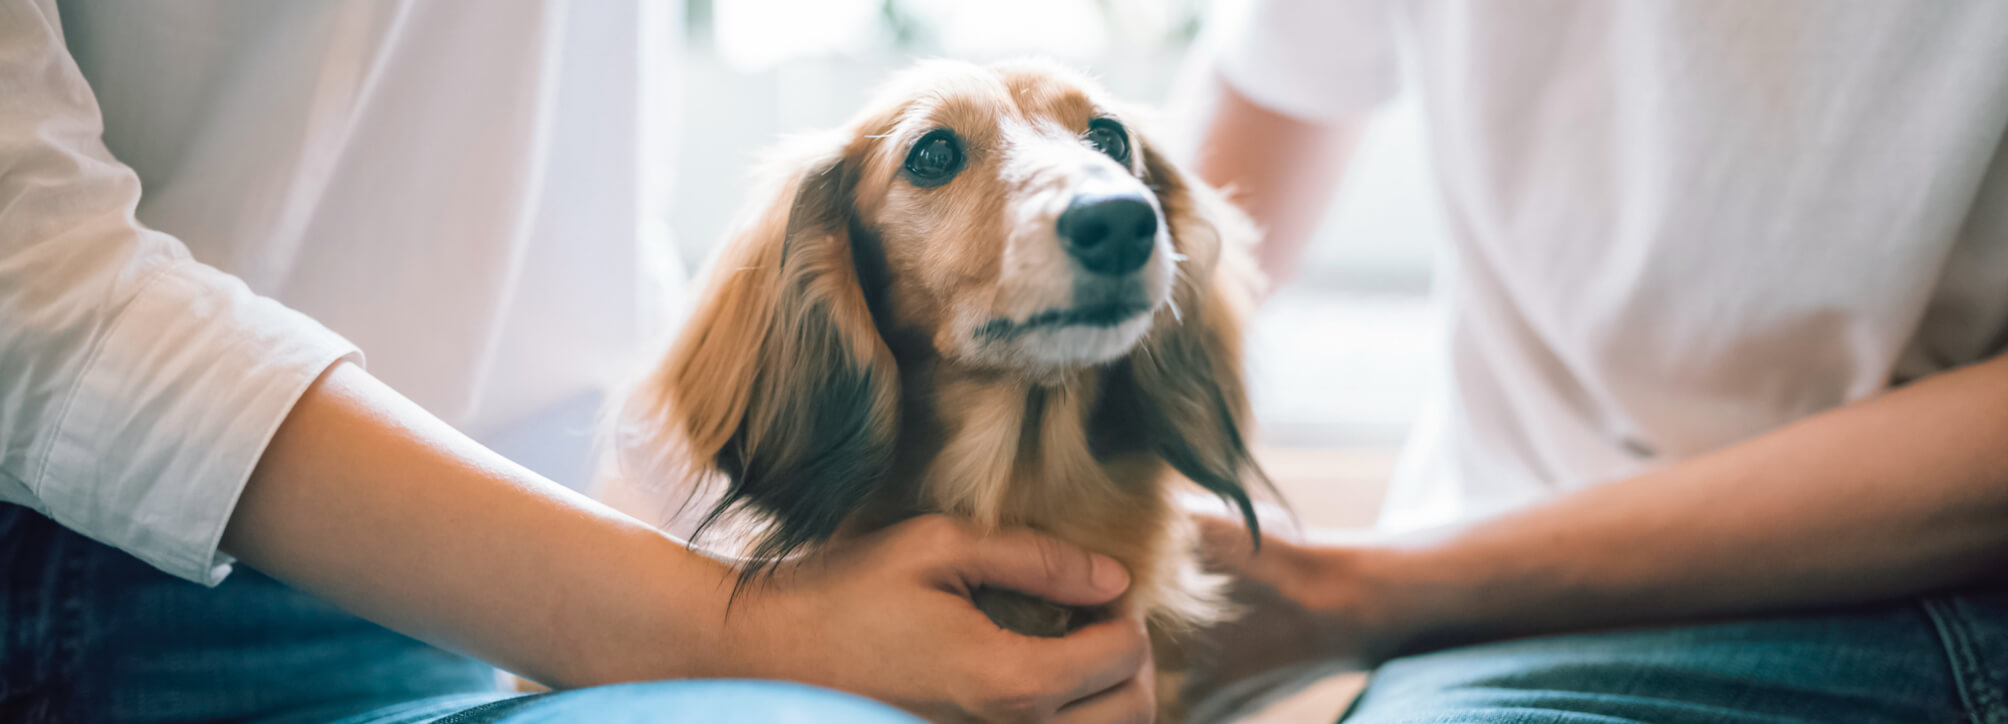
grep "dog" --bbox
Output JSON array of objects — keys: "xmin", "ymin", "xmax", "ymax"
[{"xmin": 621, "ymin": 58, "xmax": 1271, "ymax": 718}]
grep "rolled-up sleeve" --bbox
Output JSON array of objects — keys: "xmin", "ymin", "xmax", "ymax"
[
  {"xmin": 1, "ymin": 0, "xmax": 358, "ymax": 585},
  {"xmin": 1209, "ymin": 0, "xmax": 1405, "ymax": 121}
]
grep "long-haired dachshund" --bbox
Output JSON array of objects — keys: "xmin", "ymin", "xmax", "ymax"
[{"xmin": 623, "ymin": 59, "xmax": 1270, "ymax": 716}]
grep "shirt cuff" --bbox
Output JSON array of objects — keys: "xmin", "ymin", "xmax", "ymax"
[
  {"xmin": 36, "ymin": 258, "xmax": 360, "ymax": 586},
  {"xmin": 1210, "ymin": 0, "xmax": 1404, "ymax": 122}
]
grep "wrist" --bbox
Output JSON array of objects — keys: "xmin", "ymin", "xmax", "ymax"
[
  {"xmin": 696, "ymin": 560, "xmax": 837, "ymax": 688},
  {"xmin": 568, "ymin": 535, "xmax": 749, "ymax": 686},
  {"xmin": 683, "ymin": 561, "xmax": 772, "ymax": 681},
  {"xmin": 1291, "ymin": 540, "xmax": 1450, "ymax": 663}
]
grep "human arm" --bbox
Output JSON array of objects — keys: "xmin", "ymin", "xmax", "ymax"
[
  {"xmin": 1181, "ymin": 0, "xmax": 1405, "ymax": 287},
  {"xmin": 1204, "ymin": 352, "xmax": 2008, "ymax": 672},
  {"xmin": 1187, "ymin": 74, "xmax": 1368, "ymax": 286},
  {"xmin": 226, "ymin": 361, "xmax": 1154, "ymax": 721}
]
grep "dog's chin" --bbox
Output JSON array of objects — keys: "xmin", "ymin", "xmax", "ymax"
[
  {"xmin": 1010, "ymin": 312, "xmax": 1155, "ymax": 370},
  {"xmin": 962, "ymin": 303, "xmax": 1158, "ymax": 381}
]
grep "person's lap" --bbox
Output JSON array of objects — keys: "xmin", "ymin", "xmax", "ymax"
[
  {"xmin": 1342, "ymin": 587, "xmax": 2008, "ymax": 723},
  {"xmin": 15, "ymin": 500, "xmax": 2006, "ymax": 724},
  {"xmin": 0, "ymin": 505, "xmax": 915, "ymax": 723}
]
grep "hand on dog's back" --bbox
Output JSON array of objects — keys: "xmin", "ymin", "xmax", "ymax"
[{"xmin": 715, "ymin": 515, "xmax": 1155, "ymax": 723}]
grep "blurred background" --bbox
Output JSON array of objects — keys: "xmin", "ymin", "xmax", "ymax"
[{"xmin": 665, "ymin": 0, "xmax": 1446, "ymax": 467}]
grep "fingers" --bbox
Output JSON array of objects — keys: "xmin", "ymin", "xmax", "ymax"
[
  {"xmin": 954, "ymin": 526, "xmax": 1130, "ymax": 607},
  {"xmin": 1054, "ymin": 637, "xmax": 1156, "ymax": 724},
  {"xmin": 899, "ymin": 518, "xmax": 1151, "ymax": 721},
  {"xmin": 1195, "ymin": 513, "xmax": 1257, "ymax": 569},
  {"xmin": 1034, "ymin": 614, "xmax": 1152, "ymax": 708},
  {"xmin": 1053, "ymin": 677, "xmax": 1153, "ymax": 724},
  {"xmin": 1194, "ymin": 513, "xmax": 1300, "ymax": 586},
  {"xmin": 948, "ymin": 616, "xmax": 1150, "ymax": 723}
]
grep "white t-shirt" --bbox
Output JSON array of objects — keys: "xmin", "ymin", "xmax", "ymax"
[
  {"xmin": 0, "ymin": 0, "xmax": 679, "ymax": 584},
  {"xmin": 1214, "ymin": 0, "xmax": 2008, "ymax": 531}
]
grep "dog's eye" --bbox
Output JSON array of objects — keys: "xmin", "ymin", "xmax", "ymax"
[
  {"xmin": 1085, "ymin": 119, "xmax": 1130, "ymax": 165},
  {"xmin": 904, "ymin": 130, "xmax": 963, "ymax": 186}
]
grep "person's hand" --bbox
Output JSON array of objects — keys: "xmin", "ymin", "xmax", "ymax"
[
  {"xmin": 1181, "ymin": 515, "xmax": 1412, "ymax": 723},
  {"xmin": 718, "ymin": 515, "xmax": 1155, "ymax": 723}
]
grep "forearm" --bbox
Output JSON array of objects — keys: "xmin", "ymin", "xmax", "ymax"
[
  {"xmin": 1362, "ymin": 355, "xmax": 2008, "ymax": 652},
  {"xmin": 1187, "ymin": 71, "xmax": 1367, "ymax": 286},
  {"xmin": 222, "ymin": 361, "xmax": 739, "ymax": 687}
]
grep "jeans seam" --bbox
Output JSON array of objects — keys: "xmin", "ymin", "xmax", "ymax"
[
  {"xmin": 430, "ymin": 693, "xmax": 548, "ymax": 724},
  {"xmin": 1921, "ymin": 596, "xmax": 2004, "ymax": 724},
  {"xmin": 1951, "ymin": 596, "xmax": 2008, "ymax": 724},
  {"xmin": 37, "ymin": 522, "xmax": 91, "ymax": 724}
]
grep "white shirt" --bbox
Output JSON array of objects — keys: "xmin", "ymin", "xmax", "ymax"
[
  {"xmin": 1214, "ymin": 0, "xmax": 2008, "ymax": 531},
  {"xmin": 0, "ymin": 0, "xmax": 678, "ymax": 584}
]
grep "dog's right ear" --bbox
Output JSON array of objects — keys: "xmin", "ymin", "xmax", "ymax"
[
  {"xmin": 1105, "ymin": 125, "xmax": 1274, "ymax": 545},
  {"xmin": 622, "ymin": 138, "xmax": 898, "ymax": 574}
]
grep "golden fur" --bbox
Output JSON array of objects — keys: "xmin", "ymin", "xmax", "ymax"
[{"xmin": 622, "ymin": 59, "xmax": 1269, "ymax": 718}]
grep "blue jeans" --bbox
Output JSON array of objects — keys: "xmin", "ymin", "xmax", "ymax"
[
  {"xmin": 1343, "ymin": 587, "xmax": 2008, "ymax": 723},
  {"xmin": 0, "ymin": 505, "xmax": 917, "ymax": 723}
]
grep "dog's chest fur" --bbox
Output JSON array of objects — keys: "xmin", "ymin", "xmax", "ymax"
[{"xmin": 874, "ymin": 360, "xmax": 1217, "ymax": 637}]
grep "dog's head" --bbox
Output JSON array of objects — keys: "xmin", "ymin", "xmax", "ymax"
[{"xmin": 626, "ymin": 59, "xmax": 1265, "ymax": 568}]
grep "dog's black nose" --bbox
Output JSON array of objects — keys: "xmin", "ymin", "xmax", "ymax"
[{"xmin": 1057, "ymin": 193, "xmax": 1157, "ymax": 275}]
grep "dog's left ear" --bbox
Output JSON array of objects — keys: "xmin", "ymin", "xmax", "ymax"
[{"xmin": 1113, "ymin": 129, "xmax": 1273, "ymax": 542}]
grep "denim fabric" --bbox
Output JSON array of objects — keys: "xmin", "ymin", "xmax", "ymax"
[
  {"xmin": 1345, "ymin": 585, "xmax": 2008, "ymax": 724},
  {"xmin": 0, "ymin": 505, "xmax": 917, "ymax": 723}
]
